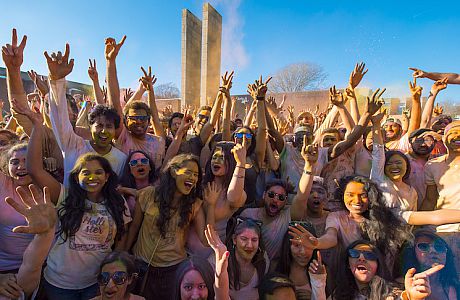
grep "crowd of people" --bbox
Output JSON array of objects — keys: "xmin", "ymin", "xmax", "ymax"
[{"xmin": 0, "ymin": 27, "xmax": 459, "ymax": 300}]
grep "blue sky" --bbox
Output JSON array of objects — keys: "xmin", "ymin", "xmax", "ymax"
[{"xmin": 2, "ymin": 0, "xmax": 460, "ymax": 102}]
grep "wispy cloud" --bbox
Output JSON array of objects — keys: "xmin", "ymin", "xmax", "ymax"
[{"xmin": 210, "ymin": 0, "xmax": 249, "ymax": 71}]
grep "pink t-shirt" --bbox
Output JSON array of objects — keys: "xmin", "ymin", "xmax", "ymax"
[
  {"xmin": 385, "ymin": 134, "xmax": 411, "ymax": 153},
  {"xmin": 115, "ymin": 127, "xmax": 165, "ymax": 171},
  {"xmin": 0, "ymin": 173, "xmax": 34, "ymax": 271},
  {"xmin": 325, "ymin": 211, "xmax": 361, "ymax": 249}
]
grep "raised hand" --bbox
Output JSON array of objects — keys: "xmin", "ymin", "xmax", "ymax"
[
  {"xmin": 409, "ymin": 67, "xmax": 427, "ymax": 79},
  {"xmin": 88, "ymin": 59, "xmax": 99, "ymax": 82},
  {"xmin": 27, "ymin": 70, "xmax": 49, "ymax": 97},
  {"xmin": 105, "ymin": 35, "xmax": 126, "ymax": 61},
  {"xmin": 247, "ymin": 75, "xmax": 272, "ymax": 100},
  {"xmin": 101, "ymin": 85, "xmax": 108, "ymax": 102},
  {"xmin": 11, "ymin": 98, "xmax": 43, "ymax": 125},
  {"xmin": 139, "ymin": 66, "xmax": 157, "ymax": 92},
  {"xmin": 177, "ymin": 109, "xmax": 194, "ymax": 137},
  {"xmin": 289, "ymin": 223, "xmax": 318, "ymax": 249},
  {"xmin": 1, "ymin": 28, "xmax": 27, "ymax": 69},
  {"xmin": 329, "ymin": 85, "xmax": 346, "ymax": 108},
  {"xmin": 365, "ymin": 88, "xmax": 385, "ymax": 115},
  {"xmin": 301, "ymin": 139, "xmax": 318, "ymax": 164},
  {"xmin": 231, "ymin": 136, "xmax": 248, "ymax": 165},
  {"xmin": 204, "ymin": 182, "xmax": 222, "ymax": 206},
  {"xmin": 431, "ymin": 77, "xmax": 448, "ymax": 94},
  {"xmin": 44, "ymin": 43, "xmax": 74, "ymax": 80},
  {"xmin": 371, "ymin": 109, "xmax": 386, "ymax": 126},
  {"xmin": 279, "ymin": 95, "xmax": 286, "ymax": 110},
  {"xmin": 402, "ymin": 108, "xmax": 410, "ymax": 119},
  {"xmin": 220, "ymin": 71, "xmax": 234, "ymax": 95},
  {"xmin": 204, "ymin": 224, "xmax": 229, "ymax": 277},
  {"xmin": 5, "ymin": 185, "xmax": 57, "ymax": 234},
  {"xmin": 404, "ymin": 265, "xmax": 444, "ymax": 300},
  {"xmin": 308, "ymin": 252, "xmax": 326, "ymax": 275},
  {"xmin": 123, "ymin": 88, "xmax": 134, "ymax": 103},
  {"xmin": 349, "ymin": 62, "xmax": 368, "ymax": 89},
  {"xmin": 266, "ymin": 96, "xmax": 283, "ymax": 115},
  {"xmin": 409, "ymin": 78, "xmax": 423, "ymax": 99},
  {"xmin": 433, "ymin": 103, "xmax": 444, "ymax": 116}
]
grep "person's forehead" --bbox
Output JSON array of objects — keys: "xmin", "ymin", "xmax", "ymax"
[
  {"xmin": 93, "ymin": 115, "xmax": 114, "ymax": 125},
  {"xmin": 131, "ymin": 152, "xmax": 147, "ymax": 160},
  {"xmin": 267, "ymin": 185, "xmax": 287, "ymax": 194},
  {"xmin": 128, "ymin": 108, "xmax": 148, "ymax": 116}
]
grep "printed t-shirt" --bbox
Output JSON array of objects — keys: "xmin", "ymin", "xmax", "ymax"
[
  {"xmin": 0, "ymin": 173, "xmax": 34, "ymax": 271},
  {"xmin": 133, "ymin": 187, "xmax": 202, "ymax": 267},
  {"xmin": 425, "ymin": 155, "xmax": 460, "ymax": 232},
  {"xmin": 115, "ymin": 127, "xmax": 165, "ymax": 170},
  {"xmin": 44, "ymin": 186, "xmax": 131, "ymax": 289}
]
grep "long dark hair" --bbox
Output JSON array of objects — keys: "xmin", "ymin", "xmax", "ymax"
[
  {"xmin": 119, "ymin": 150, "xmax": 157, "ymax": 188},
  {"xmin": 232, "ymin": 126, "xmax": 256, "ymax": 156},
  {"xmin": 173, "ymin": 256, "xmax": 215, "ymax": 300},
  {"xmin": 58, "ymin": 153, "xmax": 127, "ymax": 242},
  {"xmin": 384, "ymin": 150, "xmax": 411, "ymax": 183},
  {"xmin": 332, "ymin": 240, "xmax": 397, "ymax": 300},
  {"xmin": 155, "ymin": 154, "xmax": 202, "ymax": 238},
  {"xmin": 335, "ymin": 175, "xmax": 412, "ymax": 256},
  {"xmin": 400, "ymin": 230, "xmax": 460, "ymax": 296},
  {"xmin": 203, "ymin": 141, "xmax": 237, "ymax": 187},
  {"xmin": 225, "ymin": 217, "xmax": 267, "ymax": 290}
]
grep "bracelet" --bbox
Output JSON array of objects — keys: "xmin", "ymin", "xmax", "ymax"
[
  {"xmin": 303, "ymin": 169, "xmax": 313, "ymax": 175},
  {"xmin": 233, "ymin": 175, "xmax": 245, "ymax": 179},
  {"xmin": 235, "ymin": 165, "xmax": 246, "ymax": 169},
  {"xmin": 256, "ymin": 96, "xmax": 265, "ymax": 100}
]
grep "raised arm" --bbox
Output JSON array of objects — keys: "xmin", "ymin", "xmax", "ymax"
[
  {"xmin": 347, "ymin": 62, "xmax": 368, "ymax": 123},
  {"xmin": 88, "ymin": 59, "xmax": 104, "ymax": 104},
  {"xmin": 291, "ymin": 141, "xmax": 318, "ymax": 220},
  {"xmin": 329, "ymin": 85, "xmax": 355, "ymax": 132},
  {"xmin": 420, "ymin": 78, "xmax": 448, "ymax": 128},
  {"xmin": 227, "ymin": 139, "xmax": 248, "ymax": 208},
  {"xmin": 264, "ymin": 99, "xmax": 285, "ymax": 153},
  {"xmin": 244, "ymin": 100, "xmax": 257, "ymax": 127},
  {"xmin": 205, "ymin": 225, "xmax": 230, "ymax": 300},
  {"xmin": 289, "ymin": 223, "xmax": 338, "ymax": 250},
  {"xmin": 410, "ymin": 67, "xmax": 460, "ymax": 84},
  {"xmin": 369, "ymin": 111, "xmax": 386, "ymax": 182},
  {"xmin": 105, "ymin": 35, "xmax": 126, "ymax": 137},
  {"xmin": 124, "ymin": 200, "xmax": 144, "ymax": 251},
  {"xmin": 407, "ymin": 79, "xmax": 422, "ymax": 136},
  {"xmin": 139, "ymin": 66, "xmax": 165, "ymax": 138},
  {"xmin": 161, "ymin": 113, "xmax": 194, "ymax": 168},
  {"xmin": 220, "ymin": 71, "xmax": 234, "ymax": 142},
  {"xmin": 329, "ymin": 88, "xmax": 385, "ymax": 160}
]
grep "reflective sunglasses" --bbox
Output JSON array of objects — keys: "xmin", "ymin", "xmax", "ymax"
[
  {"xmin": 98, "ymin": 271, "xmax": 129, "ymax": 286},
  {"xmin": 348, "ymin": 249, "xmax": 378, "ymax": 261},
  {"xmin": 235, "ymin": 132, "xmax": 252, "ymax": 139},
  {"xmin": 416, "ymin": 242, "xmax": 448, "ymax": 254},
  {"xmin": 129, "ymin": 158, "xmax": 149, "ymax": 167},
  {"xmin": 267, "ymin": 191, "xmax": 287, "ymax": 201},
  {"xmin": 127, "ymin": 115, "xmax": 150, "ymax": 122}
]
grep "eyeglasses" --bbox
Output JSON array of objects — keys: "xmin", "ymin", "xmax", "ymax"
[
  {"xmin": 267, "ymin": 191, "xmax": 287, "ymax": 201},
  {"xmin": 129, "ymin": 158, "xmax": 149, "ymax": 167},
  {"xmin": 413, "ymin": 136, "xmax": 435, "ymax": 145},
  {"xmin": 235, "ymin": 132, "xmax": 252, "ymax": 139},
  {"xmin": 348, "ymin": 249, "xmax": 378, "ymax": 261},
  {"xmin": 97, "ymin": 271, "xmax": 129, "ymax": 286},
  {"xmin": 127, "ymin": 115, "xmax": 150, "ymax": 122},
  {"xmin": 416, "ymin": 242, "xmax": 448, "ymax": 254}
]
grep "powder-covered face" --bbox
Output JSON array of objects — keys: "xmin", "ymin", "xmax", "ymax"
[
  {"xmin": 445, "ymin": 128, "xmax": 460, "ymax": 153},
  {"xmin": 411, "ymin": 135, "xmax": 435, "ymax": 155},
  {"xmin": 8, "ymin": 150, "xmax": 32, "ymax": 186},
  {"xmin": 173, "ymin": 161, "xmax": 199, "ymax": 195},
  {"xmin": 415, "ymin": 236, "xmax": 447, "ymax": 271},
  {"xmin": 234, "ymin": 128, "xmax": 252, "ymax": 149},
  {"xmin": 126, "ymin": 108, "xmax": 150, "ymax": 137},
  {"xmin": 384, "ymin": 154, "xmax": 407, "ymax": 182},
  {"xmin": 307, "ymin": 183, "xmax": 327, "ymax": 215},
  {"xmin": 343, "ymin": 181, "xmax": 369, "ymax": 216},
  {"xmin": 180, "ymin": 269, "xmax": 208, "ymax": 300},
  {"xmin": 100, "ymin": 261, "xmax": 131, "ymax": 300},
  {"xmin": 233, "ymin": 228, "xmax": 260, "ymax": 261},
  {"xmin": 322, "ymin": 132, "xmax": 340, "ymax": 148},
  {"xmin": 348, "ymin": 244, "xmax": 378, "ymax": 284},
  {"xmin": 290, "ymin": 242, "xmax": 314, "ymax": 267},
  {"xmin": 129, "ymin": 152, "xmax": 151, "ymax": 180},
  {"xmin": 263, "ymin": 185, "xmax": 288, "ymax": 217},
  {"xmin": 77, "ymin": 160, "xmax": 109, "ymax": 194},
  {"xmin": 383, "ymin": 122, "xmax": 401, "ymax": 141},
  {"xmin": 211, "ymin": 147, "xmax": 227, "ymax": 177},
  {"xmin": 170, "ymin": 117, "xmax": 183, "ymax": 136},
  {"xmin": 90, "ymin": 115, "xmax": 116, "ymax": 149}
]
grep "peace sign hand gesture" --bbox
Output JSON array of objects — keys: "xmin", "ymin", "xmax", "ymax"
[
  {"xmin": 140, "ymin": 66, "xmax": 157, "ymax": 92},
  {"xmin": 1, "ymin": 28, "xmax": 27, "ymax": 69},
  {"xmin": 409, "ymin": 78, "xmax": 423, "ymax": 99},
  {"xmin": 247, "ymin": 75, "xmax": 272, "ymax": 100},
  {"xmin": 365, "ymin": 88, "xmax": 385, "ymax": 116}
]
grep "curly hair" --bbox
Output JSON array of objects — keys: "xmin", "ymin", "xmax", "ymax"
[
  {"xmin": 334, "ymin": 175, "xmax": 412, "ymax": 256},
  {"xmin": 203, "ymin": 141, "xmax": 237, "ymax": 188},
  {"xmin": 119, "ymin": 150, "xmax": 157, "ymax": 188},
  {"xmin": 0, "ymin": 142, "xmax": 27, "ymax": 176},
  {"xmin": 57, "ymin": 153, "xmax": 127, "ymax": 242},
  {"xmin": 173, "ymin": 256, "xmax": 215, "ymax": 300},
  {"xmin": 89, "ymin": 104, "xmax": 121, "ymax": 129},
  {"xmin": 155, "ymin": 154, "xmax": 202, "ymax": 238}
]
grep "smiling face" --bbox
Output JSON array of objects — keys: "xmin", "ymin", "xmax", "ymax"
[
  {"xmin": 211, "ymin": 147, "xmax": 227, "ymax": 177},
  {"xmin": 180, "ymin": 269, "xmax": 208, "ymax": 300},
  {"xmin": 384, "ymin": 154, "xmax": 407, "ymax": 182},
  {"xmin": 290, "ymin": 242, "xmax": 314, "ymax": 267},
  {"xmin": 348, "ymin": 244, "xmax": 378, "ymax": 284},
  {"xmin": 77, "ymin": 160, "xmax": 109, "ymax": 195},
  {"xmin": 174, "ymin": 161, "xmax": 199, "ymax": 195},
  {"xmin": 297, "ymin": 113, "xmax": 314, "ymax": 128},
  {"xmin": 233, "ymin": 227, "xmax": 260, "ymax": 261},
  {"xmin": 263, "ymin": 185, "xmax": 288, "ymax": 217},
  {"xmin": 99, "ymin": 261, "xmax": 131, "ymax": 300},
  {"xmin": 415, "ymin": 235, "xmax": 447, "ymax": 271},
  {"xmin": 322, "ymin": 132, "xmax": 340, "ymax": 148},
  {"xmin": 383, "ymin": 122, "xmax": 402, "ymax": 142},
  {"xmin": 343, "ymin": 181, "xmax": 369, "ymax": 216},
  {"xmin": 126, "ymin": 108, "xmax": 149, "ymax": 138},
  {"xmin": 445, "ymin": 128, "xmax": 460, "ymax": 153},
  {"xmin": 90, "ymin": 115, "xmax": 116, "ymax": 149},
  {"xmin": 234, "ymin": 128, "xmax": 252, "ymax": 149},
  {"xmin": 307, "ymin": 183, "xmax": 327, "ymax": 215},
  {"xmin": 129, "ymin": 152, "xmax": 151, "ymax": 180},
  {"xmin": 9, "ymin": 149, "xmax": 32, "ymax": 186}
]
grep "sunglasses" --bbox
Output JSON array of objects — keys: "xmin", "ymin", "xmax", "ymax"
[
  {"xmin": 267, "ymin": 191, "xmax": 287, "ymax": 201},
  {"xmin": 416, "ymin": 242, "xmax": 448, "ymax": 254},
  {"xmin": 413, "ymin": 136, "xmax": 435, "ymax": 145},
  {"xmin": 235, "ymin": 132, "xmax": 252, "ymax": 139},
  {"xmin": 127, "ymin": 115, "xmax": 150, "ymax": 122},
  {"xmin": 348, "ymin": 249, "xmax": 378, "ymax": 261},
  {"xmin": 129, "ymin": 158, "xmax": 149, "ymax": 167},
  {"xmin": 98, "ymin": 271, "xmax": 129, "ymax": 286}
]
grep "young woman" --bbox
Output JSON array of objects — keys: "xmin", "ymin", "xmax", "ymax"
[
  {"xmin": 26, "ymin": 111, "xmax": 131, "ymax": 300},
  {"xmin": 125, "ymin": 154, "xmax": 213, "ymax": 299},
  {"xmin": 91, "ymin": 251, "xmax": 144, "ymax": 300},
  {"xmin": 173, "ymin": 256, "xmax": 215, "ymax": 300},
  {"xmin": 276, "ymin": 230, "xmax": 327, "ymax": 300},
  {"xmin": 400, "ymin": 229, "xmax": 459, "ymax": 300},
  {"xmin": 118, "ymin": 150, "xmax": 157, "ymax": 214}
]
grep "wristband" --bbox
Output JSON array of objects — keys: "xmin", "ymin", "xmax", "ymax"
[
  {"xmin": 256, "ymin": 96, "xmax": 265, "ymax": 100},
  {"xmin": 233, "ymin": 175, "xmax": 245, "ymax": 179},
  {"xmin": 303, "ymin": 169, "xmax": 313, "ymax": 175},
  {"xmin": 235, "ymin": 165, "xmax": 247, "ymax": 169}
]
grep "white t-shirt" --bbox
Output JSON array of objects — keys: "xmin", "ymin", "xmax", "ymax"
[{"xmin": 44, "ymin": 187, "xmax": 131, "ymax": 289}]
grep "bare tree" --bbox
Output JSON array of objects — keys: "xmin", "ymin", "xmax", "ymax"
[
  {"xmin": 269, "ymin": 62, "xmax": 327, "ymax": 93},
  {"xmin": 155, "ymin": 82, "xmax": 180, "ymax": 99}
]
